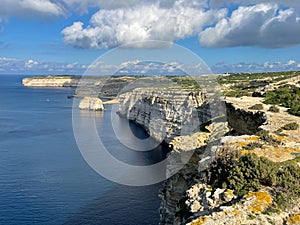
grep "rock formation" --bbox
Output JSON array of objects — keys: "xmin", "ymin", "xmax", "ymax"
[
  {"xmin": 225, "ymin": 102, "xmax": 267, "ymax": 135},
  {"xmin": 117, "ymin": 84, "xmax": 299, "ymax": 225},
  {"xmin": 79, "ymin": 97, "xmax": 104, "ymax": 111},
  {"xmin": 117, "ymin": 88, "xmax": 206, "ymax": 144}
]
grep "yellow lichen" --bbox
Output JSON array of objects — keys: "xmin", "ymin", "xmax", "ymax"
[
  {"xmin": 241, "ymin": 150, "xmax": 251, "ymax": 155},
  {"xmin": 244, "ymin": 192, "xmax": 272, "ymax": 213},
  {"xmin": 189, "ymin": 216, "xmax": 208, "ymax": 225},
  {"xmin": 276, "ymin": 135, "xmax": 287, "ymax": 141},
  {"xmin": 252, "ymin": 146, "xmax": 300, "ymax": 162},
  {"xmin": 245, "ymin": 136, "xmax": 260, "ymax": 141},
  {"xmin": 230, "ymin": 141, "xmax": 248, "ymax": 148},
  {"xmin": 286, "ymin": 213, "xmax": 300, "ymax": 225},
  {"xmin": 224, "ymin": 189, "xmax": 235, "ymax": 199}
]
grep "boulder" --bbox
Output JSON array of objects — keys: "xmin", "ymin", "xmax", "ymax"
[
  {"xmin": 225, "ymin": 102, "xmax": 267, "ymax": 135},
  {"xmin": 79, "ymin": 97, "xmax": 104, "ymax": 111}
]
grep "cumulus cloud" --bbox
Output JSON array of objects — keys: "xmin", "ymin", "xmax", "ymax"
[
  {"xmin": 0, "ymin": 0, "xmax": 65, "ymax": 19},
  {"xmin": 61, "ymin": 2, "xmax": 226, "ymax": 48},
  {"xmin": 61, "ymin": 1, "xmax": 300, "ymax": 49},
  {"xmin": 199, "ymin": 3, "xmax": 300, "ymax": 48},
  {"xmin": 61, "ymin": 0, "xmax": 209, "ymax": 13},
  {"xmin": 210, "ymin": 0, "xmax": 300, "ymax": 9}
]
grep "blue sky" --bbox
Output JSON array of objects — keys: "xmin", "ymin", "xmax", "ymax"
[{"xmin": 1, "ymin": 0, "xmax": 300, "ymax": 75}]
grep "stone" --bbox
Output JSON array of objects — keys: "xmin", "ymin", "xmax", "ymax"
[
  {"xmin": 225, "ymin": 102, "xmax": 267, "ymax": 135},
  {"xmin": 79, "ymin": 97, "xmax": 104, "ymax": 111}
]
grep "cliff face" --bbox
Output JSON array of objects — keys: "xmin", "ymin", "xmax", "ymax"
[
  {"xmin": 22, "ymin": 76, "xmax": 79, "ymax": 87},
  {"xmin": 117, "ymin": 88, "xmax": 267, "ymax": 144},
  {"xmin": 117, "ymin": 86, "xmax": 299, "ymax": 225},
  {"xmin": 117, "ymin": 88, "xmax": 206, "ymax": 144}
]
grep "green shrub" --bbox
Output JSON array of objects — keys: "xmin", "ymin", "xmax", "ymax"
[
  {"xmin": 288, "ymin": 102, "xmax": 300, "ymax": 116},
  {"xmin": 224, "ymin": 90, "xmax": 252, "ymax": 97},
  {"xmin": 282, "ymin": 122, "xmax": 299, "ymax": 130},
  {"xmin": 268, "ymin": 105, "xmax": 280, "ymax": 113},
  {"xmin": 249, "ymin": 104, "xmax": 264, "ymax": 110},
  {"xmin": 256, "ymin": 130, "xmax": 282, "ymax": 145},
  {"xmin": 206, "ymin": 152, "xmax": 300, "ymax": 210},
  {"xmin": 243, "ymin": 142, "xmax": 263, "ymax": 150},
  {"xmin": 264, "ymin": 85, "xmax": 300, "ymax": 117}
]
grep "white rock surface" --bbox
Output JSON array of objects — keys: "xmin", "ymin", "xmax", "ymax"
[{"xmin": 79, "ymin": 97, "xmax": 104, "ymax": 111}]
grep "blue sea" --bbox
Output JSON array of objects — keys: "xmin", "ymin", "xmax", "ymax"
[{"xmin": 0, "ymin": 75, "xmax": 164, "ymax": 225}]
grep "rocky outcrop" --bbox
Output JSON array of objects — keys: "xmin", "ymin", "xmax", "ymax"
[
  {"xmin": 186, "ymin": 188, "xmax": 278, "ymax": 225},
  {"xmin": 79, "ymin": 97, "xmax": 104, "ymax": 111},
  {"xmin": 225, "ymin": 102, "xmax": 267, "ymax": 135},
  {"xmin": 159, "ymin": 133, "xmax": 300, "ymax": 225}
]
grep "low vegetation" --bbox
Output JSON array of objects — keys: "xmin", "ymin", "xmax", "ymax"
[
  {"xmin": 282, "ymin": 122, "xmax": 299, "ymax": 130},
  {"xmin": 219, "ymin": 71, "xmax": 300, "ymax": 100},
  {"xmin": 256, "ymin": 130, "xmax": 282, "ymax": 146},
  {"xmin": 249, "ymin": 104, "xmax": 264, "ymax": 110},
  {"xmin": 223, "ymin": 88, "xmax": 254, "ymax": 97},
  {"xmin": 218, "ymin": 71, "xmax": 300, "ymax": 85},
  {"xmin": 206, "ymin": 150, "xmax": 300, "ymax": 210},
  {"xmin": 268, "ymin": 105, "xmax": 280, "ymax": 113},
  {"xmin": 171, "ymin": 76, "xmax": 200, "ymax": 90},
  {"xmin": 242, "ymin": 142, "xmax": 263, "ymax": 150},
  {"xmin": 264, "ymin": 84, "xmax": 300, "ymax": 117}
]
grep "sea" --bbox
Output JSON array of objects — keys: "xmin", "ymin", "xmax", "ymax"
[{"xmin": 0, "ymin": 75, "xmax": 166, "ymax": 225}]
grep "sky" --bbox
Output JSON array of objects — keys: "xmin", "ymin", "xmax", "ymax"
[{"xmin": 1, "ymin": 0, "xmax": 300, "ymax": 75}]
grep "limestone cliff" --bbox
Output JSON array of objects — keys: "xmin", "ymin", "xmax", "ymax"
[
  {"xmin": 22, "ymin": 76, "xmax": 79, "ymax": 87},
  {"xmin": 117, "ymin": 81, "xmax": 299, "ymax": 225},
  {"xmin": 117, "ymin": 88, "xmax": 207, "ymax": 144}
]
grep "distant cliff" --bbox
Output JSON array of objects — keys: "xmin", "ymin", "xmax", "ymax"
[
  {"xmin": 22, "ymin": 75, "xmax": 136, "ymax": 99},
  {"xmin": 22, "ymin": 76, "xmax": 80, "ymax": 87}
]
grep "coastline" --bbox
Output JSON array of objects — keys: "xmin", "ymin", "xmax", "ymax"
[{"xmin": 22, "ymin": 72, "xmax": 300, "ymax": 225}]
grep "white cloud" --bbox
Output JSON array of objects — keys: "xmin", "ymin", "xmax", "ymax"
[
  {"xmin": 61, "ymin": 3, "xmax": 227, "ymax": 49},
  {"xmin": 212, "ymin": 59, "xmax": 300, "ymax": 73},
  {"xmin": 25, "ymin": 59, "xmax": 39, "ymax": 68},
  {"xmin": 210, "ymin": 0, "xmax": 300, "ymax": 9},
  {"xmin": 0, "ymin": 57, "xmax": 87, "ymax": 75},
  {"xmin": 199, "ymin": 3, "xmax": 300, "ymax": 48},
  {"xmin": 65, "ymin": 62, "xmax": 79, "ymax": 69},
  {"xmin": 0, "ymin": 0, "xmax": 64, "ymax": 19},
  {"xmin": 287, "ymin": 60, "xmax": 296, "ymax": 65},
  {"xmin": 61, "ymin": 0, "xmax": 209, "ymax": 13}
]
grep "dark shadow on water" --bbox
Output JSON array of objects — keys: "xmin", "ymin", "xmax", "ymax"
[
  {"xmin": 63, "ymin": 183, "xmax": 162, "ymax": 225},
  {"xmin": 128, "ymin": 120, "xmax": 150, "ymax": 139}
]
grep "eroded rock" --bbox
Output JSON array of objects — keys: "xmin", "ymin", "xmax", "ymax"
[
  {"xmin": 79, "ymin": 97, "xmax": 104, "ymax": 111},
  {"xmin": 225, "ymin": 102, "xmax": 267, "ymax": 135}
]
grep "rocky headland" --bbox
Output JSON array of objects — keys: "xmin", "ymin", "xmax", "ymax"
[
  {"xmin": 22, "ymin": 75, "xmax": 80, "ymax": 87},
  {"xmin": 115, "ymin": 72, "xmax": 300, "ymax": 225}
]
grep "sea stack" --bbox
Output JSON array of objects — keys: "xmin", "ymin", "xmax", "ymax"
[{"xmin": 79, "ymin": 97, "xmax": 104, "ymax": 111}]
